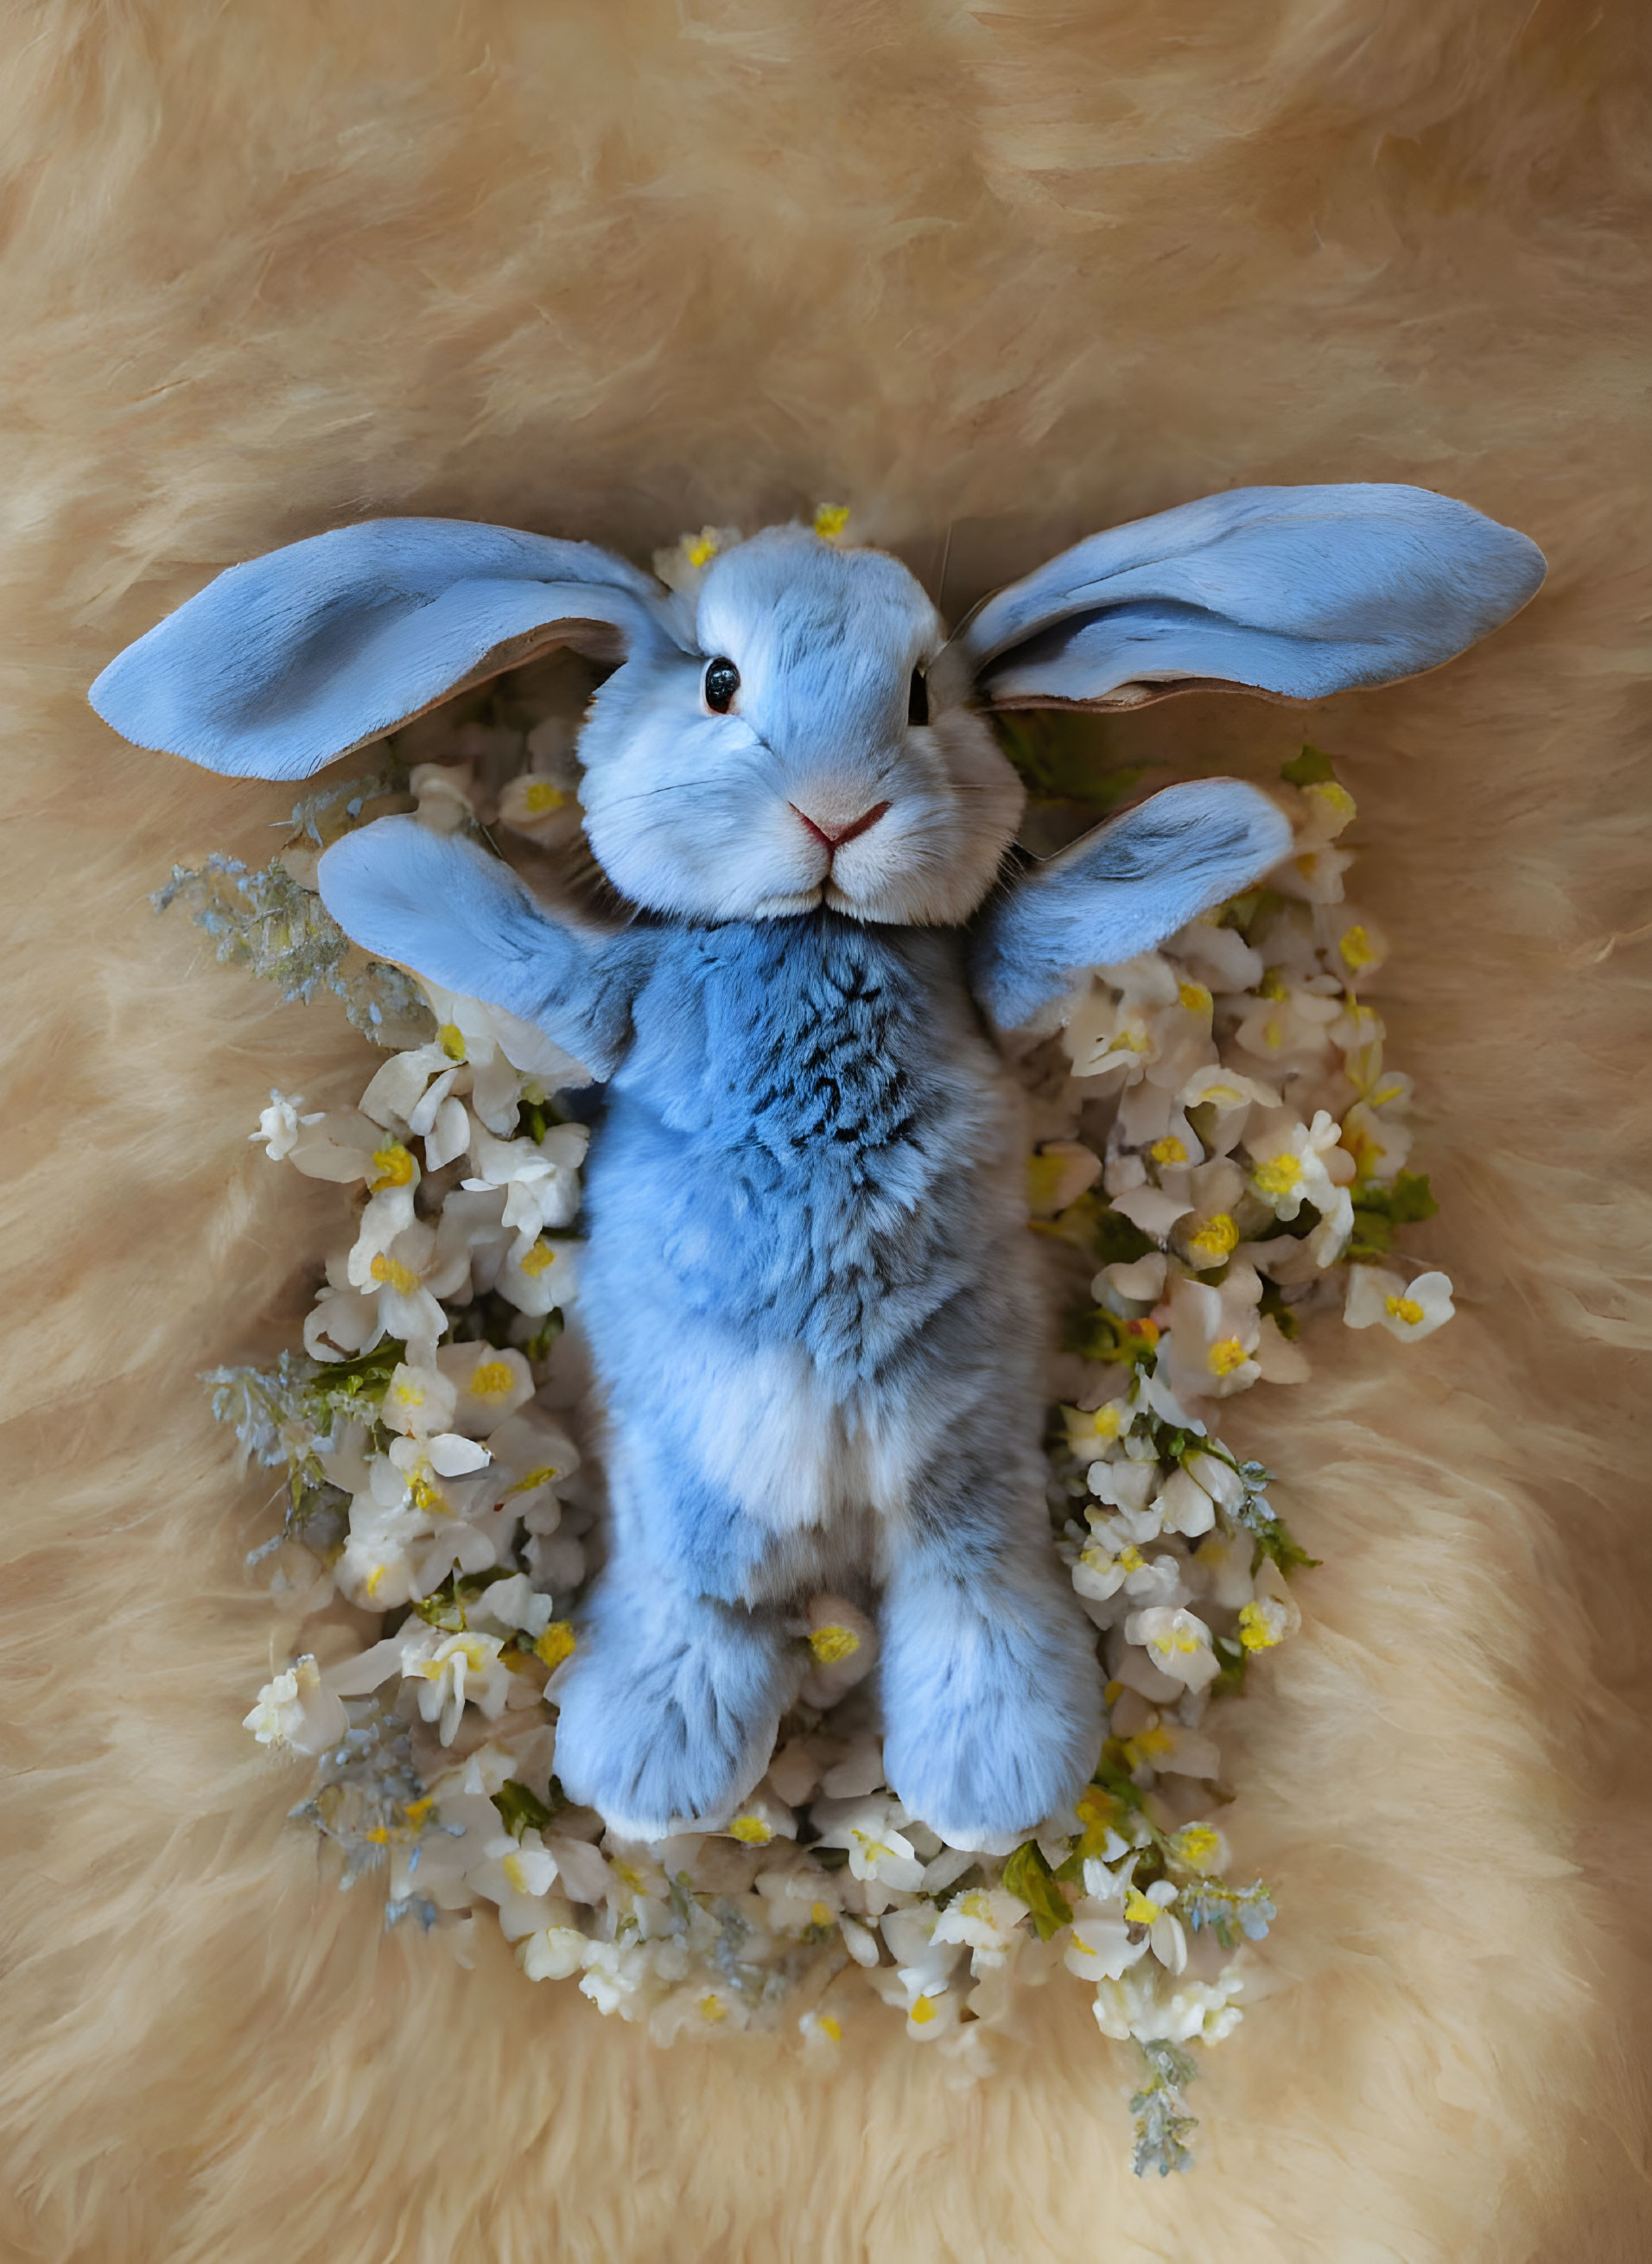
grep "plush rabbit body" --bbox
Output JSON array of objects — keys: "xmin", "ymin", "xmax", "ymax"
[{"xmin": 93, "ymin": 487, "xmax": 1544, "ymax": 1847}]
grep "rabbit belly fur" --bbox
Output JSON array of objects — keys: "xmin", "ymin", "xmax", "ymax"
[{"xmin": 550, "ymin": 911, "xmax": 1106, "ymax": 1845}]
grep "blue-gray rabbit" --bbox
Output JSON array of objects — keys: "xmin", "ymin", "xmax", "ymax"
[{"xmin": 92, "ymin": 485, "xmax": 1543, "ymax": 1848}]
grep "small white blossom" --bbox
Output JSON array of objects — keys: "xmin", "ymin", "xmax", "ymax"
[{"xmin": 1344, "ymin": 1265, "xmax": 1455, "ymax": 1341}]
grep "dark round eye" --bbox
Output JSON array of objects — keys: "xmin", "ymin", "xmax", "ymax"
[
  {"xmin": 703, "ymin": 656, "xmax": 740, "ymax": 714},
  {"xmin": 907, "ymin": 667, "xmax": 929, "ymax": 727}
]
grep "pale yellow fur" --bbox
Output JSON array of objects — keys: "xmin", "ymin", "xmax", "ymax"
[{"xmin": 3, "ymin": 3, "xmax": 1649, "ymax": 2259}]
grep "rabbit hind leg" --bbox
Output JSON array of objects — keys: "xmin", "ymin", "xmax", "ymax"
[{"xmin": 877, "ymin": 1461, "xmax": 1105, "ymax": 1855}]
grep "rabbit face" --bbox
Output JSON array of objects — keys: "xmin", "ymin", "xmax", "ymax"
[{"xmin": 575, "ymin": 527, "xmax": 1027, "ymax": 925}]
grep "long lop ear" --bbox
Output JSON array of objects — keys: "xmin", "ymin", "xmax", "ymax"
[
  {"xmin": 945, "ymin": 484, "xmax": 1546, "ymax": 710},
  {"xmin": 90, "ymin": 518, "xmax": 674, "ymax": 779}
]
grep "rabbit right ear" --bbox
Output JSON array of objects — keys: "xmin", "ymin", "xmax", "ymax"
[{"xmin": 90, "ymin": 518, "xmax": 677, "ymax": 780}]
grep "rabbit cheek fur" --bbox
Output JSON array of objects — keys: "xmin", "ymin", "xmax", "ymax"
[{"xmin": 553, "ymin": 913, "xmax": 1105, "ymax": 1850}]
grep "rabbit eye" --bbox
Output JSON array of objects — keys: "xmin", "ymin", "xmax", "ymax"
[
  {"xmin": 907, "ymin": 667, "xmax": 929, "ymax": 727},
  {"xmin": 702, "ymin": 656, "xmax": 740, "ymax": 714}
]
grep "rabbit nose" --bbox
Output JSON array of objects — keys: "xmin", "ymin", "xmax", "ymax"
[{"xmin": 791, "ymin": 800, "xmax": 891, "ymax": 850}]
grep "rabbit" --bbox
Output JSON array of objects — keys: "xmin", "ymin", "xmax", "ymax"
[{"xmin": 92, "ymin": 484, "xmax": 1544, "ymax": 1850}]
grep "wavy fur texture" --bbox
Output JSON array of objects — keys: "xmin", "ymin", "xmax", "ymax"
[{"xmin": 3, "ymin": 3, "xmax": 1649, "ymax": 2260}]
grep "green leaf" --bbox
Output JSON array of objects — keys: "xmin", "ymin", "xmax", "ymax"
[
  {"xmin": 1257, "ymin": 1281, "xmax": 1300, "ymax": 1340},
  {"xmin": 1130, "ymin": 2038, "xmax": 1200, "ymax": 2178},
  {"xmin": 490, "ymin": 1777, "xmax": 567, "ymax": 1839},
  {"xmin": 993, "ymin": 712, "xmax": 1147, "ymax": 810},
  {"xmin": 1001, "ymin": 1841, "xmax": 1074, "ymax": 1940},
  {"xmin": 1280, "ymin": 742, "xmax": 1337, "ymax": 787},
  {"xmin": 1251, "ymin": 1518, "xmax": 1321, "ymax": 1576}
]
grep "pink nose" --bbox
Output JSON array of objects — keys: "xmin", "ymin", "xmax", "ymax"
[{"xmin": 791, "ymin": 800, "xmax": 891, "ymax": 851}]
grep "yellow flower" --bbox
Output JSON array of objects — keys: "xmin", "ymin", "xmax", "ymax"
[
  {"xmin": 813, "ymin": 502, "xmax": 851, "ymax": 541},
  {"xmin": 809, "ymin": 1623, "xmax": 861, "ymax": 1665}
]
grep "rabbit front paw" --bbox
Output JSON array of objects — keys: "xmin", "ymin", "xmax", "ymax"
[
  {"xmin": 551, "ymin": 1580, "xmax": 795, "ymax": 1841},
  {"xmin": 879, "ymin": 1561, "xmax": 1104, "ymax": 1854}
]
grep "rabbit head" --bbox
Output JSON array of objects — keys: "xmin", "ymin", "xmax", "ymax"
[
  {"xmin": 91, "ymin": 485, "xmax": 1544, "ymax": 931},
  {"xmin": 576, "ymin": 525, "xmax": 1022, "ymax": 925}
]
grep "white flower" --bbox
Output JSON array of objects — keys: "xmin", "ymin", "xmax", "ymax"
[
  {"xmin": 243, "ymin": 1656, "xmax": 347, "ymax": 1756},
  {"xmin": 435, "ymin": 1341, "xmax": 536, "ymax": 1436},
  {"xmin": 345, "ymin": 1186, "xmax": 468, "ymax": 1364},
  {"xmin": 250, "ymin": 1091, "xmax": 320, "ymax": 1161},
  {"xmin": 1344, "ymin": 1265, "xmax": 1455, "ymax": 1342},
  {"xmin": 380, "ymin": 1361, "xmax": 458, "ymax": 1439},
  {"xmin": 518, "ymin": 1925, "xmax": 590, "ymax": 1982},
  {"xmin": 810, "ymin": 1794, "xmax": 925, "ymax": 1892},
  {"xmin": 1244, "ymin": 1107, "xmax": 1347, "ymax": 1224},
  {"xmin": 498, "ymin": 1231, "xmax": 579, "ymax": 1317},
  {"xmin": 404, "ymin": 1628, "xmax": 514, "ymax": 1746},
  {"xmin": 1236, "ymin": 1559, "xmax": 1303, "ymax": 1655},
  {"xmin": 465, "ymin": 1830, "xmax": 563, "ymax": 1938},
  {"xmin": 931, "ymin": 1888, "xmax": 1027, "ymax": 1972},
  {"xmin": 1154, "ymin": 1466, "xmax": 1217, "ymax": 1539},
  {"xmin": 461, "ymin": 1114, "xmax": 589, "ymax": 1236},
  {"xmin": 1161, "ymin": 1266, "xmax": 1264, "ymax": 1403},
  {"xmin": 1026, "ymin": 1139, "xmax": 1102, "ymax": 1218},
  {"xmin": 798, "ymin": 1593, "xmax": 879, "ymax": 1709},
  {"xmin": 1091, "ymin": 1962, "xmax": 1246, "ymax": 2045},
  {"xmin": 1122, "ymin": 1606, "xmax": 1221, "ymax": 1694}
]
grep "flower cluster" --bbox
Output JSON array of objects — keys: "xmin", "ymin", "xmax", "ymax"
[{"xmin": 177, "ymin": 673, "xmax": 1451, "ymax": 2172}]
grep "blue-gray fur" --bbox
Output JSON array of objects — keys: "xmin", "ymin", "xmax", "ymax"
[
  {"xmin": 92, "ymin": 483, "xmax": 1546, "ymax": 1847},
  {"xmin": 957, "ymin": 482, "xmax": 1547, "ymax": 708},
  {"xmin": 970, "ymin": 780, "xmax": 1294, "ymax": 1031}
]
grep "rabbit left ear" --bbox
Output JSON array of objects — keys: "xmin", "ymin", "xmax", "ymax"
[
  {"xmin": 90, "ymin": 518, "xmax": 674, "ymax": 781},
  {"xmin": 943, "ymin": 483, "xmax": 1545, "ymax": 711}
]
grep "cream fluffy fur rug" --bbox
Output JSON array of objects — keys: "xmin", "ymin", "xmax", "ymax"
[{"xmin": 5, "ymin": 3, "xmax": 1649, "ymax": 2258}]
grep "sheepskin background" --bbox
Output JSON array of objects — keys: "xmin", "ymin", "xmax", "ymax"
[{"xmin": 4, "ymin": 2, "xmax": 1649, "ymax": 2257}]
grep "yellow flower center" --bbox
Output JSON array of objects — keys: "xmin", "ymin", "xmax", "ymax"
[
  {"xmin": 1177, "ymin": 981, "xmax": 1212, "ymax": 1015},
  {"xmin": 1116, "ymin": 1545, "xmax": 1146, "ymax": 1574},
  {"xmin": 809, "ymin": 1623, "xmax": 861, "ymax": 1665},
  {"xmin": 534, "ymin": 1622, "xmax": 577, "ymax": 1670},
  {"xmin": 1123, "ymin": 1887, "xmax": 1163, "ymax": 1927},
  {"xmin": 518, "ymin": 1240, "xmax": 557, "ymax": 1278},
  {"xmin": 1187, "ymin": 1212, "xmax": 1239, "ymax": 1262},
  {"xmin": 421, "ymin": 1636, "xmax": 491, "ymax": 1678},
  {"xmin": 1236, "ymin": 1600, "xmax": 1282, "ymax": 1650},
  {"xmin": 908, "ymin": 1995, "xmax": 937, "ymax": 2026},
  {"xmin": 1207, "ymin": 1337, "xmax": 1249, "ymax": 1377},
  {"xmin": 503, "ymin": 1853, "xmax": 529, "ymax": 1892},
  {"xmin": 1259, "ymin": 967, "xmax": 1288, "ymax": 1001},
  {"xmin": 370, "ymin": 1252, "xmax": 421, "ymax": 1294},
  {"xmin": 1306, "ymin": 779, "xmax": 1357, "ymax": 827},
  {"xmin": 369, "ymin": 1142, "xmax": 417, "ymax": 1191},
  {"xmin": 437, "ymin": 1021, "xmax": 467, "ymax": 1063},
  {"xmin": 523, "ymin": 779, "xmax": 568, "ymax": 814},
  {"xmin": 1121, "ymin": 1316, "xmax": 1160, "ymax": 1348},
  {"xmin": 728, "ymin": 1816, "xmax": 772, "ymax": 1845},
  {"xmin": 1113, "ymin": 1024, "xmax": 1152, "ymax": 1055},
  {"xmin": 1153, "ymin": 1625, "xmax": 1203, "ymax": 1657},
  {"xmin": 684, "ymin": 529, "xmax": 721, "ymax": 569},
  {"xmin": 1124, "ymin": 1724, "xmax": 1173, "ymax": 1765},
  {"xmin": 1339, "ymin": 924, "xmax": 1378, "ymax": 971},
  {"xmin": 403, "ymin": 1797, "xmax": 434, "ymax": 1828},
  {"xmin": 1075, "ymin": 1788, "xmax": 1119, "ymax": 1828},
  {"xmin": 365, "ymin": 1565, "xmax": 387, "ymax": 1599},
  {"xmin": 1252, "ymin": 1154, "xmax": 1304, "ymax": 1198},
  {"xmin": 811, "ymin": 1903, "xmax": 835, "ymax": 1930},
  {"xmin": 468, "ymin": 1359, "xmax": 517, "ymax": 1401},
  {"xmin": 505, "ymin": 1464, "xmax": 561, "ymax": 1496},
  {"xmin": 1175, "ymin": 1824, "xmax": 1222, "ymax": 1873},
  {"xmin": 1150, "ymin": 1135, "xmax": 1188, "ymax": 1166},
  {"xmin": 1385, "ymin": 1294, "xmax": 1425, "ymax": 1326},
  {"xmin": 815, "ymin": 2013, "xmax": 842, "ymax": 2042},
  {"xmin": 813, "ymin": 502, "xmax": 851, "ymax": 541},
  {"xmin": 407, "ymin": 1474, "xmax": 448, "ymax": 1517},
  {"xmin": 699, "ymin": 1994, "xmax": 728, "ymax": 2024},
  {"xmin": 1262, "ymin": 1016, "xmax": 1285, "ymax": 1051}
]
